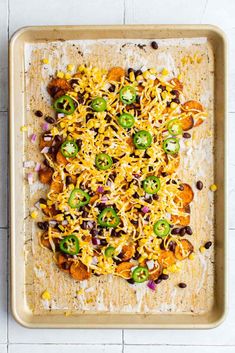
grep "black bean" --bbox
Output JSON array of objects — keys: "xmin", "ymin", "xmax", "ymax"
[
  {"xmin": 77, "ymin": 93, "xmax": 84, "ymax": 104},
  {"xmin": 128, "ymin": 68, "xmax": 134, "ymax": 74},
  {"xmin": 111, "ymin": 229, "xmax": 122, "ymax": 237},
  {"xmin": 178, "ymin": 282, "xmax": 187, "ymax": 288},
  {"xmin": 54, "ymin": 135, "xmax": 62, "ymax": 143},
  {"xmin": 168, "ymin": 241, "xmax": 176, "ymax": 252},
  {"xmin": 143, "ymin": 151, "xmax": 150, "ymax": 159},
  {"xmin": 127, "ymin": 278, "xmax": 135, "ymax": 284},
  {"xmin": 66, "ymin": 176, "xmax": 72, "ymax": 185},
  {"xmin": 136, "ymin": 95, "xmax": 141, "ymax": 104},
  {"xmin": 205, "ymin": 241, "xmax": 212, "ymax": 249},
  {"xmin": 37, "ymin": 221, "xmax": 48, "ymax": 230},
  {"xmin": 34, "ymin": 110, "xmax": 43, "ymax": 117},
  {"xmin": 133, "ymin": 251, "xmax": 141, "ymax": 260},
  {"xmin": 171, "ymin": 89, "xmax": 180, "ymax": 98},
  {"xmin": 131, "ymin": 220, "xmax": 138, "ymax": 225},
  {"xmin": 178, "ymin": 184, "xmax": 184, "ymax": 191},
  {"xmin": 81, "ymin": 221, "xmax": 88, "ymax": 230},
  {"xmin": 49, "ymin": 146, "xmax": 56, "ymax": 154},
  {"xmin": 185, "ymin": 226, "xmax": 193, "ymax": 235},
  {"xmin": 100, "ymin": 239, "xmax": 108, "ymax": 246},
  {"xmin": 166, "ymin": 101, "xmax": 171, "ymax": 107},
  {"xmin": 155, "ymin": 278, "xmax": 162, "ymax": 284},
  {"xmin": 61, "ymin": 262, "xmax": 70, "ymax": 270},
  {"xmin": 153, "ymin": 194, "xmax": 159, "ymax": 201},
  {"xmin": 43, "ymin": 159, "xmax": 50, "ymax": 167},
  {"xmin": 39, "ymin": 198, "xmax": 46, "ymax": 204},
  {"xmin": 159, "ymin": 85, "xmax": 166, "ymax": 92},
  {"xmin": 196, "ymin": 180, "xmax": 203, "ymax": 190},
  {"xmin": 108, "ymin": 84, "xmax": 116, "ymax": 93},
  {"xmin": 179, "ymin": 228, "xmax": 186, "ymax": 237},
  {"xmin": 183, "ymin": 132, "xmax": 191, "ymax": 139},
  {"xmin": 171, "ymin": 228, "xmax": 180, "ymax": 235},
  {"xmin": 172, "ymin": 98, "xmax": 180, "ymax": 104},
  {"xmin": 159, "ymin": 273, "xmax": 169, "ymax": 280},
  {"xmin": 112, "ymin": 157, "xmax": 119, "ymax": 164},
  {"xmin": 90, "ymin": 228, "xmax": 99, "ymax": 237},
  {"xmin": 151, "ymin": 41, "xmax": 158, "ymax": 49},
  {"xmin": 111, "ymin": 125, "xmax": 118, "ymax": 132},
  {"xmin": 132, "ymin": 192, "xmax": 139, "ymax": 199},
  {"xmin": 161, "ymin": 172, "xmax": 168, "ymax": 177},
  {"xmin": 160, "ymin": 241, "xmax": 165, "ymax": 250},
  {"xmin": 76, "ymin": 139, "xmax": 82, "ymax": 149},
  {"xmin": 45, "ymin": 116, "xmax": 55, "ymax": 124},
  {"xmin": 135, "ymin": 69, "xmax": 142, "ymax": 76},
  {"xmin": 82, "ymin": 210, "xmax": 89, "ymax": 218},
  {"xmin": 86, "ymin": 113, "xmax": 93, "ymax": 123}
]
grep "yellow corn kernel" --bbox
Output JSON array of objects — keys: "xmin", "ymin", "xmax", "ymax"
[
  {"xmin": 42, "ymin": 58, "xmax": 49, "ymax": 64},
  {"xmin": 68, "ymin": 126, "xmax": 75, "ymax": 132},
  {"xmin": 139, "ymin": 239, "xmax": 147, "ymax": 246},
  {"xmin": 41, "ymin": 290, "xmax": 51, "ymax": 301},
  {"xmin": 76, "ymin": 289, "xmax": 84, "ymax": 296},
  {"xmin": 138, "ymin": 256, "xmax": 146, "ymax": 263},
  {"xmin": 136, "ymin": 75, "xmax": 143, "ymax": 82},
  {"xmin": 51, "ymin": 127, "xmax": 59, "ymax": 136},
  {"xmin": 152, "ymin": 254, "xmax": 158, "ymax": 260},
  {"xmin": 20, "ymin": 125, "xmax": 28, "ymax": 132},
  {"xmin": 177, "ymin": 74, "xmax": 182, "ymax": 80},
  {"xmin": 189, "ymin": 253, "xmax": 195, "ymax": 260},
  {"xmin": 55, "ymin": 214, "xmax": 64, "ymax": 222},
  {"xmin": 87, "ymin": 120, "xmax": 94, "ymax": 129},
  {"xmin": 185, "ymin": 140, "xmax": 191, "ymax": 147},
  {"xmin": 197, "ymin": 56, "xmax": 203, "ymax": 63},
  {"xmin": 65, "ymin": 73, "xmax": 71, "ymax": 80},
  {"xmin": 67, "ymin": 64, "xmax": 74, "ymax": 72},
  {"xmin": 68, "ymin": 184, "xmax": 75, "ymax": 190},
  {"xmin": 57, "ymin": 71, "xmax": 64, "ymax": 78},
  {"xmin": 99, "ymin": 126, "xmax": 105, "ymax": 134},
  {"xmin": 58, "ymin": 225, "xmax": 65, "ymax": 232},
  {"xmin": 60, "ymin": 122, "xmax": 65, "ymax": 128},
  {"xmin": 210, "ymin": 184, "xmax": 217, "ymax": 192},
  {"xmin": 200, "ymin": 246, "xmax": 206, "ymax": 254},
  {"xmin": 148, "ymin": 253, "xmax": 153, "ymax": 260},
  {"xmin": 143, "ymin": 71, "xmax": 150, "ymax": 80},
  {"xmin": 129, "ymin": 71, "xmax": 135, "ymax": 82},
  {"xmin": 47, "ymin": 200, "xmax": 53, "ymax": 206},
  {"xmin": 166, "ymin": 85, "xmax": 172, "ymax": 92},
  {"xmin": 69, "ymin": 91, "xmax": 77, "ymax": 97},
  {"xmin": 78, "ymin": 65, "xmax": 85, "ymax": 72},
  {"xmin": 163, "ymin": 269, "xmax": 169, "ymax": 275},
  {"xmin": 161, "ymin": 91, "xmax": 168, "ymax": 100},
  {"xmin": 110, "ymin": 108, "xmax": 116, "ymax": 115},
  {"xmin": 30, "ymin": 211, "xmax": 37, "ymax": 219},
  {"xmin": 169, "ymin": 264, "xmax": 177, "ymax": 273},
  {"xmin": 149, "ymin": 68, "xmax": 157, "ymax": 74},
  {"xmin": 162, "ymin": 68, "xmax": 169, "ymax": 76},
  {"xmin": 40, "ymin": 203, "xmax": 46, "ymax": 209},
  {"xmin": 170, "ymin": 102, "xmax": 178, "ymax": 109},
  {"xmin": 73, "ymin": 86, "xmax": 79, "ymax": 93},
  {"xmin": 181, "ymin": 57, "xmax": 188, "ymax": 65}
]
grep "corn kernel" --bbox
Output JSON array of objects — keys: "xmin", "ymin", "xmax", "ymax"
[
  {"xmin": 170, "ymin": 102, "xmax": 178, "ymax": 109},
  {"xmin": 47, "ymin": 200, "xmax": 53, "ymax": 206},
  {"xmin": 166, "ymin": 85, "xmax": 172, "ymax": 92},
  {"xmin": 78, "ymin": 65, "xmax": 85, "ymax": 72},
  {"xmin": 197, "ymin": 56, "xmax": 202, "ymax": 63},
  {"xmin": 163, "ymin": 269, "xmax": 169, "ymax": 275},
  {"xmin": 99, "ymin": 126, "xmax": 105, "ymax": 134},
  {"xmin": 143, "ymin": 71, "xmax": 150, "ymax": 80},
  {"xmin": 67, "ymin": 64, "xmax": 74, "ymax": 72},
  {"xmin": 149, "ymin": 68, "xmax": 157, "ymax": 74},
  {"xmin": 57, "ymin": 71, "xmax": 64, "ymax": 78},
  {"xmin": 60, "ymin": 122, "xmax": 65, "ymax": 128},
  {"xmin": 74, "ymin": 86, "xmax": 79, "ymax": 93},
  {"xmin": 129, "ymin": 71, "xmax": 135, "ymax": 82},
  {"xmin": 138, "ymin": 256, "xmax": 146, "ymax": 263},
  {"xmin": 68, "ymin": 184, "xmax": 75, "ymax": 190},
  {"xmin": 68, "ymin": 126, "xmax": 75, "ymax": 132},
  {"xmin": 42, "ymin": 58, "xmax": 49, "ymax": 64},
  {"xmin": 136, "ymin": 75, "xmax": 143, "ymax": 82},
  {"xmin": 210, "ymin": 184, "xmax": 217, "ymax": 192},
  {"xmin": 162, "ymin": 68, "xmax": 169, "ymax": 76},
  {"xmin": 40, "ymin": 203, "xmax": 46, "ymax": 209},
  {"xmin": 58, "ymin": 225, "xmax": 64, "ymax": 231},
  {"xmin": 69, "ymin": 91, "xmax": 77, "ymax": 97},
  {"xmin": 30, "ymin": 211, "xmax": 37, "ymax": 219},
  {"xmin": 169, "ymin": 264, "xmax": 177, "ymax": 273},
  {"xmin": 76, "ymin": 289, "xmax": 84, "ymax": 296},
  {"xmin": 177, "ymin": 74, "xmax": 182, "ymax": 80},
  {"xmin": 161, "ymin": 91, "xmax": 168, "ymax": 100},
  {"xmin": 20, "ymin": 125, "xmax": 28, "ymax": 132},
  {"xmin": 185, "ymin": 140, "xmax": 191, "ymax": 147},
  {"xmin": 41, "ymin": 290, "xmax": 51, "ymax": 301},
  {"xmin": 189, "ymin": 253, "xmax": 195, "ymax": 260},
  {"xmin": 55, "ymin": 214, "xmax": 64, "ymax": 221},
  {"xmin": 65, "ymin": 73, "xmax": 71, "ymax": 80},
  {"xmin": 200, "ymin": 246, "xmax": 206, "ymax": 253},
  {"xmin": 139, "ymin": 239, "xmax": 147, "ymax": 245}
]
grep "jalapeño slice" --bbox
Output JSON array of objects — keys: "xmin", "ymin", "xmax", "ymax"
[
  {"xmin": 153, "ymin": 219, "xmax": 170, "ymax": 238},
  {"xmin": 68, "ymin": 188, "xmax": 90, "ymax": 208},
  {"xmin": 105, "ymin": 246, "xmax": 115, "ymax": 257},
  {"xmin": 54, "ymin": 95, "xmax": 76, "ymax": 115},
  {"xmin": 143, "ymin": 176, "xmax": 160, "ymax": 194},
  {"xmin": 98, "ymin": 207, "xmax": 120, "ymax": 228},
  {"xmin": 59, "ymin": 234, "xmax": 79, "ymax": 255},
  {"xmin": 132, "ymin": 266, "xmax": 149, "ymax": 283},
  {"xmin": 167, "ymin": 119, "xmax": 182, "ymax": 136},
  {"xmin": 61, "ymin": 140, "xmax": 79, "ymax": 158},
  {"xmin": 118, "ymin": 113, "xmax": 135, "ymax": 129},
  {"xmin": 91, "ymin": 97, "xmax": 107, "ymax": 112},
  {"xmin": 95, "ymin": 153, "xmax": 113, "ymax": 170},
  {"xmin": 163, "ymin": 137, "xmax": 180, "ymax": 154},
  {"xmin": 133, "ymin": 130, "xmax": 152, "ymax": 150},
  {"xmin": 120, "ymin": 86, "xmax": 136, "ymax": 104}
]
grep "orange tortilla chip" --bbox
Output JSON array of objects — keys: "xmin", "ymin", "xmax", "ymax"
[
  {"xmin": 120, "ymin": 244, "xmax": 135, "ymax": 261},
  {"xmin": 158, "ymin": 251, "xmax": 176, "ymax": 268},
  {"xmin": 182, "ymin": 100, "xmax": 204, "ymax": 112},
  {"xmin": 70, "ymin": 261, "xmax": 91, "ymax": 281},
  {"xmin": 175, "ymin": 239, "xmax": 194, "ymax": 260},
  {"xmin": 107, "ymin": 67, "xmax": 125, "ymax": 82},
  {"xmin": 50, "ymin": 175, "xmax": 63, "ymax": 193},
  {"xmin": 164, "ymin": 154, "xmax": 180, "ymax": 175},
  {"xmin": 180, "ymin": 115, "xmax": 194, "ymax": 131},
  {"xmin": 116, "ymin": 262, "xmax": 134, "ymax": 279},
  {"xmin": 170, "ymin": 78, "xmax": 183, "ymax": 92},
  {"xmin": 56, "ymin": 151, "xmax": 68, "ymax": 165}
]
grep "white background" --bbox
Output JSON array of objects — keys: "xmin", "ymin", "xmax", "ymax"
[{"xmin": 0, "ymin": 0, "xmax": 234, "ymax": 352}]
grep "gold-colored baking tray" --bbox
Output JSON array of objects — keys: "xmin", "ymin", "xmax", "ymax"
[{"xmin": 9, "ymin": 25, "xmax": 227, "ymax": 328}]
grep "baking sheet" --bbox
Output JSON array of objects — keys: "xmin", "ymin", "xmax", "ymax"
[{"xmin": 9, "ymin": 25, "xmax": 227, "ymax": 328}]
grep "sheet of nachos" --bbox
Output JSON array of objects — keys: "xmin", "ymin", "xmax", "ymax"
[{"xmin": 23, "ymin": 38, "xmax": 214, "ymax": 315}]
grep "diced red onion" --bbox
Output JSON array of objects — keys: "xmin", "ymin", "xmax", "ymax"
[
  {"xmin": 57, "ymin": 113, "xmax": 65, "ymax": 118},
  {"xmin": 62, "ymin": 220, "xmax": 68, "ymax": 226},
  {"xmin": 101, "ymin": 196, "xmax": 108, "ymax": 203},
  {"xmin": 44, "ymin": 136, "xmax": 52, "ymax": 141},
  {"xmin": 27, "ymin": 173, "xmax": 34, "ymax": 185},
  {"xmin": 97, "ymin": 186, "xmax": 104, "ymax": 193},
  {"xmin": 106, "ymin": 180, "xmax": 112, "ymax": 187},
  {"xmin": 142, "ymin": 206, "xmax": 149, "ymax": 214},
  {"xmin": 146, "ymin": 260, "xmax": 154, "ymax": 270},
  {"xmin": 34, "ymin": 201, "xmax": 41, "ymax": 209},
  {"xmin": 41, "ymin": 147, "xmax": 50, "ymax": 154},
  {"xmin": 23, "ymin": 160, "xmax": 35, "ymax": 168},
  {"xmin": 91, "ymin": 256, "xmax": 98, "ymax": 265},
  {"xmin": 92, "ymin": 238, "xmax": 101, "ymax": 246},
  {"xmin": 42, "ymin": 122, "xmax": 49, "ymax": 131},
  {"xmin": 34, "ymin": 162, "xmax": 41, "ymax": 172},
  {"xmin": 49, "ymin": 220, "xmax": 57, "ymax": 227},
  {"xmin": 162, "ymin": 130, "xmax": 168, "ymax": 136},
  {"xmin": 30, "ymin": 133, "xmax": 37, "ymax": 143},
  {"xmin": 147, "ymin": 280, "xmax": 156, "ymax": 291},
  {"xmin": 87, "ymin": 221, "xmax": 94, "ymax": 229}
]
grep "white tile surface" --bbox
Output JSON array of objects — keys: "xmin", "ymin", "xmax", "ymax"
[
  {"xmin": 125, "ymin": 346, "xmax": 235, "ymax": 353},
  {"xmin": 0, "ymin": 0, "xmax": 8, "ymax": 111},
  {"xmin": 4, "ymin": 0, "xmax": 235, "ymax": 351},
  {"xmin": 8, "ymin": 345, "xmax": 122, "ymax": 353},
  {"xmin": 124, "ymin": 229, "xmax": 235, "ymax": 345},
  {"xmin": 9, "ymin": 0, "xmax": 124, "ymax": 35},
  {"xmin": 8, "ymin": 314, "xmax": 122, "ymax": 344},
  {"xmin": 0, "ymin": 345, "xmax": 7, "ymax": 353},
  {"xmin": 0, "ymin": 113, "xmax": 8, "ymax": 228},
  {"xmin": 0, "ymin": 230, "xmax": 8, "ymax": 344}
]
